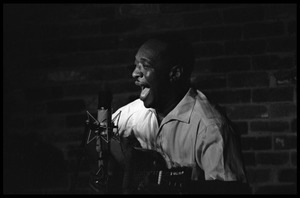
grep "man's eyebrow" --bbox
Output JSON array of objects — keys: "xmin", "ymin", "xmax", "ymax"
[
  {"xmin": 134, "ymin": 58, "xmax": 153, "ymax": 65},
  {"xmin": 140, "ymin": 58, "xmax": 154, "ymax": 64}
]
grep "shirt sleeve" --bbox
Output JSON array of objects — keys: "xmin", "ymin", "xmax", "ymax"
[{"xmin": 195, "ymin": 123, "xmax": 230, "ymax": 181}]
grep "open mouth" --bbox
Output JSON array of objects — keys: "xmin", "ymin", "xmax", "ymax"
[
  {"xmin": 135, "ymin": 81, "xmax": 150, "ymax": 101},
  {"xmin": 140, "ymin": 86, "xmax": 150, "ymax": 100}
]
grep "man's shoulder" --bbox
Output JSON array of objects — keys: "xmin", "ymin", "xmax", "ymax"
[
  {"xmin": 114, "ymin": 98, "xmax": 152, "ymax": 117},
  {"xmin": 121, "ymin": 99, "xmax": 146, "ymax": 111},
  {"xmin": 192, "ymin": 89, "xmax": 223, "ymax": 126}
]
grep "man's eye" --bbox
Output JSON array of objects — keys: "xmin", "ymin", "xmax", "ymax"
[
  {"xmin": 134, "ymin": 62, "xmax": 153, "ymax": 70},
  {"xmin": 143, "ymin": 64, "xmax": 153, "ymax": 69}
]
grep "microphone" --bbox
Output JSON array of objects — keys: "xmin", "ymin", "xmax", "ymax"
[{"xmin": 97, "ymin": 89, "xmax": 113, "ymax": 142}]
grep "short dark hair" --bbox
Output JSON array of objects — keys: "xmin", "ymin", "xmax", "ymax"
[{"xmin": 149, "ymin": 33, "xmax": 195, "ymax": 80}]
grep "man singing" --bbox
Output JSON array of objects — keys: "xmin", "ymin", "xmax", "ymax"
[{"xmin": 109, "ymin": 33, "xmax": 250, "ymax": 194}]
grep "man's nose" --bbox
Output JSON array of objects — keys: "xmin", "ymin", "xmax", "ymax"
[{"xmin": 132, "ymin": 66, "xmax": 142, "ymax": 79}]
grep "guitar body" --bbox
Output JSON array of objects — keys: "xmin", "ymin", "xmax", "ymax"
[{"xmin": 108, "ymin": 137, "xmax": 191, "ymax": 194}]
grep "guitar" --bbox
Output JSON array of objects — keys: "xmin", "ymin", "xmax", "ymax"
[
  {"xmin": 99, "ymin": 135, "xmax": 191, "ymax": 194},
  {"xmin": 122, "ymin": 146, "xmax": 192, "ymax": 194}
]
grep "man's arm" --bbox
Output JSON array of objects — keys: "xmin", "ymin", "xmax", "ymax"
[{"xmin": 193, "ymin": 123, "xmax": 250, "ymax": 194}]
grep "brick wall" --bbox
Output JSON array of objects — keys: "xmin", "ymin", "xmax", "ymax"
[{"xmin": 3, "ymin": 4, "xmax": 297, "ymax": 194}]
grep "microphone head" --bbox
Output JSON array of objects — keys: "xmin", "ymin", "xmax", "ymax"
[{"xmin": 98, "ymin": 90, "xmax": 112, "ymax": 109}]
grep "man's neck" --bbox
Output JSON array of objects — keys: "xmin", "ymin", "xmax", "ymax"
[{"xmin": 156, "ymin": 86, "xmax": 189, "ymax": 124}]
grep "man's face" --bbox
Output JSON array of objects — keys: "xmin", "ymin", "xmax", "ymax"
[{"xmin": 132, "ymin": 39, "xmax": 169, "ymax": 108}]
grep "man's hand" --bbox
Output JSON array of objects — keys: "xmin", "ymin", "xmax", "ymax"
[{"xmin": 119, "ymin": 134, "xmax": 141, "ymax": 193}]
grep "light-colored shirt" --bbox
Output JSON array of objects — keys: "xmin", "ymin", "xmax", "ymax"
[{"xmin": 112, "ymin": 88, "xmax": 247, "ymax": 182}]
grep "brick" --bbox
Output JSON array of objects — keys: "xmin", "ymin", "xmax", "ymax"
[
  {"xmin": 25, "ymin": 86, "xmax": 63, "ymax": 101},
  {"xmin": 273, "ymin": 69, "xmax": 297, "ymax": 86},
  {"xmin": 243, "ymin": 21, "xmax": 285, "ymax": 39},
  {"xmin": 183, "ymin": 10, "xmax": 223, "ymax": 27},
  {"xmin": 191, "ymin": 74, "xmax": 227, "ymax": 90},
  {"xmin": 266, "ymin": 37, "xmax": 296, "ymax": 52},
  {"xmin": 255, "ymin": 184, "xmax": 297, "ymax": 194},
  {"xmin": 148, "ymin": 15, "xmax": 186, "ymax": 30},
  {"xmin": 47, "ymin": 99, "xmax": 86, "ymax": 114},
  {"xmin": 291, "ymin": 151, "xmax": 297, "ymax": 166},
  {"xmin": 119, "ymin": 4, "xmax": 159, "ymax": 16},
  {"xmin": 278, "ymin": 168, "xmax": 297, "ymax": 183},
  {"xmin": 101, "ymin": 17, "xmax": 141, "ymax": 34},
  {"xmin": 203, "ymin": 89, "xmax": 251, "ymax": 104},
  {"xmin": 256, "ymin": 152, "xmax": 289, "ymax": 165},
  {"xmin": 241, "ymin": 136, "xmax": 254, "ymax": 151},
  {"xmin": 228, "ymin": 72, "xmax": 269, "ymax": 88},
  {"xmin": 201, "ymin": 26, "xmax": 242, "ymax": 41},
  {"xmin": 265, "ymin": 4, "xmax": 297, "ymax": 19},
  {"xmin": 252, "ymin": 54, "xmax": 295, "ymax": 70},
  {"xmin": 47, "ymin": 70, "xmax": 90, "ymax": 83},
  {"xmin": 193, "ymin": 42, "xmax": 224, "ymax": 58},
  {"xmin": 225, "ymin": 105, "xmax": 268, "ymax": 120},
  {"xmin": 250, "ymin": 121, "xmax": 289, "ymax": 132},
  {"xmin": 210, "ymin": 56, "xmax": 251, "ymax": 73},
  {"xmin": 246, "ymin": 168, "xmax": 271, "ymax": 183},
  {"xmin": 204, "ymin": 4, "xmax": 243, "ymax": 9},
  {"xmin": 241, "ymin": 136, "xmax": 272, "ymax": 150},
  {"xmin": 232, "ymin": 121, "xmax": 248, "ymax": 135},
  {"xmin": 291, "ymin": 119, "xmax": 297, "ymax": 132},
  {"xmin": 225, "ymin": 39, "xmax": 266, "ymax": 55},
  {"xmin": 160, "ymin": 4, "xmax": 205, "ymax": 13},
  {"xmin": 223, "ymin": 5, "xmax": 264, "ymax": 24},
  {"xmin": 274, "ymin": 135, "xmax": 297, "ymax": 150},
  {"xmin": 242, "ymin": 152, "xmax": 256, "ymax": 166},
  {"xmin": 253, "ymin": 136, "xmax": 272, "ymax": 150},
  {"xmin": 252, "ymin": 87, "xmax": 294, "ymax": 102},
  {"xmin": 269, "ymin": 103, "xmax": 296, "ymax": 118}
]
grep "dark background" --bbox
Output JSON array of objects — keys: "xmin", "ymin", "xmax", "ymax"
[{"xmin": 3, "ymin": 3, "xmax": 297, "ymax": 194}]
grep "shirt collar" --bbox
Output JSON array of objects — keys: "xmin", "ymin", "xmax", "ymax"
[{"xmin": 161, "ymin": 88, "xmax": 196, "ymax": 125}]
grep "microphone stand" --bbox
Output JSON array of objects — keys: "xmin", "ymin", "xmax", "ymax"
[{"xmin": 69, "ymin": 108, "xmax": 120, "ymax": 193}]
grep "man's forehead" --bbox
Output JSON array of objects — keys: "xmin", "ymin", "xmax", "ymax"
[{"xmin": 135, "ymin": 39, "xmax": 167, "ymax": 61}]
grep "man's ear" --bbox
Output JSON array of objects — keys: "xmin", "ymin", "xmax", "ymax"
[{"xmin": 169, "ymin": 65, "xmax": 183, "ymax": 83}]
